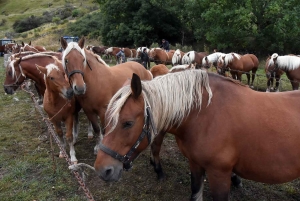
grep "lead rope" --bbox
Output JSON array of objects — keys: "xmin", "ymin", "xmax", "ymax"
[{"xmin": 21, "ymin": 83, "xmax": 95, "ymax": 201}]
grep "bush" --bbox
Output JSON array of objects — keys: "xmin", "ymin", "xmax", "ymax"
[
  {"xmin": 72, "ymin": 9, "xmax": 80, "ymax": 18},
  {"xmin": 52, "ymin": 17, "xmax": 61, "ymax": 24},
  {"xmin": 13, "ymin": 15, "xmax": 47, "ymax": 33},
  {"xmin": 20, "ymin": 33, "xmax": 28, "ymax": 38}
]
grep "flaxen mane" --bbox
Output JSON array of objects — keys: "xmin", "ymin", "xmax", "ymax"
[
  {"xmin": 269, "ymin": 53, "xmax": 300, "ymax": 71},
  {"xmin": 106, "ymin": 70, "xmax": 213, "ymax": 138}
]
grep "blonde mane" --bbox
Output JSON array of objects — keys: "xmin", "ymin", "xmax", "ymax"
[
  {"xmin": 106, "ymin": 70, "xmax": 213, "ymax": 137},
  {"xmin": 203, "ymin": 52, "xmax": 225, "ymax": 65},
  {"xmin": 269, "ymin": 53, "xmax": 300, "ymax": 71},
  {"xmin": 182, "ymin": 51, "xmax": 195, "ymax": 65}
]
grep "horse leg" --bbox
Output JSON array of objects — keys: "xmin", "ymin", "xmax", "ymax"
[
  {"xmin": 275, "ymin": 76, "xmax": 280, "ymax": 92},
  {"xmin": 266, "ymin": 78, "xmax": 271, "ymax": 92},
  {"xmin": 87, "ymin": 120, "xmax": 94, "ymax": 139},
  {"xmin": 150, "ymin": 131, "xmax": 166, "ymax": 180},
  {"xmin": 206, "ymin": 169, "xmax": 232, "ymax": 201},
  {"xmin": 34, "ymin": 83, "xmax": 43, "ymax": 105},
  {"xmin": 87, "ymin": 114, "xmax": 102, "ymax": 155},
  {"xmin": 65, "ymin": 116, "xmax": 77, "ymax": 164},
  {"xmin": 292, "ymin": 81, "xmax": 299, "ymax": 90},
  {"xmin": 52, "ymin": 121, "xmax": 66, "ymax": 158},
  {"xmin": 189, "ymin": 162, "xmax": 205, "ymax": 201},
  {"xmin": 250, "ymin": 70, "xmax": 257, "ymax": 88},
  {"xmin": 246, "ymin": 73, "xmax": 250, "ymax": 86}
]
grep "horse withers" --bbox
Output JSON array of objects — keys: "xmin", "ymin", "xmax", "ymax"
[{"xmin": 94, "ymin": 70, "xmax": 300, "ymax": 200}]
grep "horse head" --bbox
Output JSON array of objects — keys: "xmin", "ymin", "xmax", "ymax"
[
  {"xmin": 36, "ymin": 63, "xmax": 74, "ymax": 100},
  {"xmin": 94, "ymin": 73, "xmax": 154, "ymax": 181},
  {"xmin": 3, "ymin": 58, "xmax": 26, "ymax": 94},
  {"xmin": 61, "ymin": 36, "xmax": 87, "ymax": 95},
  {"xmin": 266, "ymin": 53, "xmax": 279, "ymax": 76},
  {"xmin": 217, "ymin": 55, "xmax": 226, "ymax": 75}
]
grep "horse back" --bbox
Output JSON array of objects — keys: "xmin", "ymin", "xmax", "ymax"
[{"xmin": 111, "ymin": 61, "xmax": 152, "ymax": 81}]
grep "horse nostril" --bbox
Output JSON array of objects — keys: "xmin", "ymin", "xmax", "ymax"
[{"xmin": 104, "ymin": 167, "xmax": 113, "ymax": 178}]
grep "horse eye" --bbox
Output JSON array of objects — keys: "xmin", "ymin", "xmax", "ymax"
[
  {"xmin": 122, "ymin": 121, "xmax": 134, "ymax": 129},
  {"xmin": 49, "ymin": 77, "xmax": 54, "ymax": 80}
]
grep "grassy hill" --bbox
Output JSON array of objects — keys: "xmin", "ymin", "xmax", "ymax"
[{"xmin": 0, "ymin": 0, "xmax": 100, "ymax": 50}]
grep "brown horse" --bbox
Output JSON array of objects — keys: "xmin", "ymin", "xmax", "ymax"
[
  {"xmin": 105, "ymin": 47, "xmax": 133, "ymax": 63},
  {"xmin": 60, "ymin": 37, "xmax": 153, "ymax": 154},
  {"xmin": 149, "ymin": 48, "xmax": 175, "ymax": 65},
  {"xmin": 36, "ymin": 61, "xmax": 80, "ymax": 163},
  {"xmin": 217, "ymin": 53, "xmax": 259, "ymax": 87},
  {"xmin": 202, "ymin": 52, "xmax": 226, "ymax": 70},
  {"xmin": 265, "ymin": 56, "xmax": 284, "ymax": 92},
  {"xmin": 11, "ymin": 43, "xmax": 22, "ymax": 54},
  {"xmin": 95, "ymin": 70, "xmax": 300, "ymax": 200},
  {"xmin": 172, "ymin": 49, "xmax": 185, "ymax": 66},
  {"xmin": 267, "ymin": 53, "xmax": 300, "ymax": 90},
  {"xmin": 4, "ymin": 43, "xmax": 15, "ymax": 53},
  {"xmin": 21, "ymin": 41, "xmax": 47, "ymax": 52},
  {"xmin": 181, "ymin": 51, "xmax": 208, "ymax": 69},
  {"xmin": 150, "ymin": 64, "xmax": 169, "ymax": 78}
]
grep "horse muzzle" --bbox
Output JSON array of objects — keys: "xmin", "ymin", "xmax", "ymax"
[
  {"xmin": 96, "ymin": 164, "xmax": 123, "ymax": 182},
  {"xmin": 66, "ymin": 88, "xmax": 74, "ymax": 100},
  {"xmin": 4, "ymin": 86, "xmax": 15, "ymax": 95},
  {"xmin": 73, "ymin": 83, "xmax": 86, "ymax": 95}
]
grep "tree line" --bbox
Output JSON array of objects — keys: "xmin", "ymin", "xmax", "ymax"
[{"xmin": 68, "ymin": 0, "xmax": 300, "ymax": 56}]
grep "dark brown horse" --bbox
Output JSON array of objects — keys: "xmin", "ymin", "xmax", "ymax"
[
  {"xmin": 60, "ymin": 37, "xmax": 153, "ymax": 154},
  {"xmin": 36, "ymin": 61, "xmax": 80, "ymax": 164},
  {"xmin": 149, "ymin": 48, "xmax": 175, "ymax": 65},
  {"xmin": 182, "ymin": 51, "xmax": 208, "ymax": 69},
  {"xmin": 265, "ymin": 56, "xmax": 284, "ymax": 92},
  {"xmin": 267, "ymin": 53, "xmax": 300, "ymax": 90},
  {"xmin": 217, "ymin": 53, "xmax": 259, "ymax": 87},
  {"xmin": 95, "ymin": 70, "xmax": 300, "ymax": 201}
]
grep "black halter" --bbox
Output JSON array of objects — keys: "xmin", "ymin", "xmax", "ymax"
[{"xmin": 99, "ymin": 104, "xmax": 157, "ymax": 170}]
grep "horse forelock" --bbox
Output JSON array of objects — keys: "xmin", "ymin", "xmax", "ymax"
[
  {"xmin": 105, "ymin": 70, "xmax": 213, "ymax": 136},
  {"xmin": 62, "ymin": 42, "xmax": 86, "ymax": 69},
  {"xmin": 45, "ymin": 63, "xmax": 60, "ymax": 75},
  {"xmin": 224, "ymin": 53, "xmax": 240, "ymax": 65}
]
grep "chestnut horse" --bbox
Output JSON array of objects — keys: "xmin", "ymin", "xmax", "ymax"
[
  {"xmin": 12, "ymin": 43, "xmax": 22, "ymax": 54},
  {"xmin": 172, "ymin": 49, "xmax": 185, "ymax": 66},
  {"xmin": 149, "ymin": 48, "xmax": 175, "ymax": 65},
  {"xmin": 182, "ymin": 51, "xmax": 208, "ymax": 69},
  {"xmin": 136, "ymin": 47, "xmax": 149, "ymax": 58},
  {"xmin": 202, "ymin": 52, "xmax": 225, "ymax": 70},
  {"xmin": 150, "ymin": 64, "xmax": 169, "ymax": 78},
  {"xmin": 60, "ymin": 37, "xmax": 153, "ymax": 154},
  {"xmin": 265, "ymin": 56, "xmax": 284, "ymax": 92},
  {"xmin": 36, "ymin": 62, "xmax": 80, "ymax": 163},
  {"xmin": 4, "ymin": 43, "xmax": 15, "ymax": 53},
  {"xmin": 21, "ymin": 41, "xmax": 47, "ymax": 52},
  {"xmin": 95, "ymin": 70, "xmax": 300, "ymax": 201},
  {"xmin": 105, "ymin": 47, "xmax": 133, "ymax": 63},
  {"xmin": 217, "ymin": 53, "xmax": 259, "ymax": 87},
  {"xmin": 267, "ymin": 53, "xmax": 300, "ymax": 90}
]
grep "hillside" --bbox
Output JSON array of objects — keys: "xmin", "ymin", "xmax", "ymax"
[{"xmin": 0, "ymin": 0, "xmax": 100, "ymax": 50}]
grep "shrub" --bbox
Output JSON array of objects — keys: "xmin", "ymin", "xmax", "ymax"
[{"xmin": 52, "ymin": 17, "xmax": 61, "ymax": 24}]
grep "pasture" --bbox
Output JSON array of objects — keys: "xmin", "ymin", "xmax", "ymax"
[{"xmin": 1, "ymin": 56, "xmax": 300, "ymax": 201}]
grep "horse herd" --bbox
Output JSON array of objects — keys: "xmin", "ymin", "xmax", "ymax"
[{"xmin": 3, "ymin": 37, "xmax": 300, "ymax": 201}]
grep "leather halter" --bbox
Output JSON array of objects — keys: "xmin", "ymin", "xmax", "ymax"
[
  {"xmin": 3, "ymin": 60, "xmax": 26, "ymax": 88},
  {"xmin": 99, "ymin": 103, "xmax": 157, "ymax": 170}
]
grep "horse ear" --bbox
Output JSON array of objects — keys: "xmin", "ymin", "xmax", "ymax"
[
  {"xmin": 131, "ymin": 73, "xmax": 142, "ymax": 99},
  {"xmin": 60, "ymin": 37, "xmax": 68, "ymax": 50},
  {"xmin": 21, "ymin": 42, "xmax": 25, "ymax": 47},
  {"xmin": 35, "ymin": 64, "xmax": 47, "ymax": 75},
  {"xmin": 78, "ymin": 37, "xmax": 85, "ymax": 49},
  {"xmin": 28, "ymin": 41, "xmax": 31, "ymax": 46}
]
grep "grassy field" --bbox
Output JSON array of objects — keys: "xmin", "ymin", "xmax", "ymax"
[{"xmin": 1, "ymin": 56, "xmax": 300, "ymax": 201}]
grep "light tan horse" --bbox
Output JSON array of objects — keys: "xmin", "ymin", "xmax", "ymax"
[
  {"xmin": 95, "ymin": 70, "xmax": 300, "ymax": 200},
  {"xmin": 150, "ymin": 64, "xmax": 169, "ymax": 78},
  {"xmin": 172, "ymin": 49, "xmax": 185, "ymax": 66},
  {"xmin": 60, "ymin": 37, "xmax": 153, "ymax": 154},
  {"xmin": 36, "ymin": 61, "xmax": 80, "ymax": 164},
  {"xmin": 217, "ymin": 53, "xmax": 259, "ymax": 87},
  {"xmin": 149, "ymin": 48, "xmax": 175, "ymax": 65}
]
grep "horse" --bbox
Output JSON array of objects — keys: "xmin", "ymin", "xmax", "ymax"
[
  {"xmin": 172, "ymin": 49, "xmax": 185, "ymax": 66},
  {"xmin": 182, "ymin": 51, "xmax": 208, "ymax": 69},
  {"xmin": 21, "ymin": 41, "xmax": 47, "ymax": 52},
  {"xmin": 36, "ymin": 61, "xmax": 80, "ymax": 164},
  {"xmin": 88, "ymin": 46, "xmax": 108, "ymax": 57},
  {"xmin": 149, "ymin": 48, "xmax": 175, "ymax": 65},
  {"xmin": 150, "ymin": 64, "xmax": 169, "ymax": 78},
  {"xmin": 105, "ymin": 47, "xmax": 132, "ymax": 63},
  {"xmin": 94, "ymin": 69, "xmax": 300, "ymax": 201},
  {"xmin": 131, "ymin": 49, "xmax": 137, "ymax": 58},
  {"xmin": 136, "ymin": 47, "xmax": 150, "ymax": 58},
  {"xmin": 217, "ymin": 53, "xmax": 259, "ymax": 87},
  {"xmin": 265, "ymin": 56, "xmax": 284, "ymax": 92},
  {"xmin": 267, "ymin": 53, "xmax": 300, "ymax": 90},
  {"xmin": 202, "ymin": 52, "xmax": 226, "ymax": 70},
  {"xmin": 4, "ymin": 43, "xmax": 16, "ymax": 54},
  {"xmin": 60, "ymin": 37, "xmax": 153, "ymax": 155},
  {"xmin": 12, "ymin": 43, "xmax": 22, "ymax": 54}
]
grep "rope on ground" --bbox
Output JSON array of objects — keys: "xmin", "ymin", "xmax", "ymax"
[{"xmin": 21, "ymin": 83, "xmax": 95, "ymax": 201}]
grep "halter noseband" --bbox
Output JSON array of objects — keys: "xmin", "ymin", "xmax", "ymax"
[{"xmin": 99, "ymin": 103, "xmax": 157, "ymax": 170}]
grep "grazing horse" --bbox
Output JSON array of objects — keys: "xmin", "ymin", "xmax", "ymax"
[
  {"xmin": 217, "ymin": 53, "xmax": 259, "ymax": 87},
  {"xmin": 265, "ymin": 56, "xmax": 284, "ymax": 92},
  {"xmin": 60, "ymin": 37, "xmax": 153, "ymax": 154},
  {"xmin": 95, "ymin": 70, "xmax": 300, "ymax": 201},
  {"xmin": 182, "ymin": 51, "xmax": 208, "ymax": 69},
  {"xmin": 36, "ymin": 61, "xmax": 80, "ymax": 163},
  {"xmin": 105, "ymin": 47, "xmax": 132, "ymax": 63},
  {"xmin": 21, "ymin": 41, "xmax": 47, "ymax": 52},
  {"xmin": 202, "ymin": 52, "xmax": 225, "ymax": 70},
  {"xmin": 267, "ymin": 53, "xmax": 300, "ymax": 90},
  {"xmin": 172, "ymin": 49, "xmax": 185, "ymax": 66},
  {"xmin": 149, "ymin": 48, "xmax": 175, "ymax": 65}
]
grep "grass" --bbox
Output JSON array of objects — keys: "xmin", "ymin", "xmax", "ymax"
[{"xmin": 1, "ymin": 55, "xmax": 300, "ymax": 200}]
